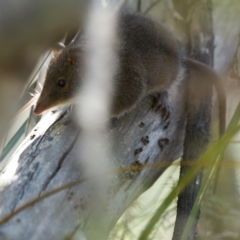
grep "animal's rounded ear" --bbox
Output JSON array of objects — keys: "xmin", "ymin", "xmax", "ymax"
[
  {"xmin": 67, "ymin": 49, "xmax": 82, "ymax": 65},
  {"xmin": 53, "ymin": 42, "xmax": 65, "ymax": 58}
]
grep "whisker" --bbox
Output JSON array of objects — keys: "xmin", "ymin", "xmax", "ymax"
[
  {"xmin": 37, "ymin": 82, "xmax": 43, "ymax": 89},
  {"xmin": 12, "ymin": 95, "xmax": 39, "ymax": 122},
  {"xmin": 28, "ymin": 92, "xmax": 35, "ymax": 97},
  {"xmin": 34, "ymin": 89, "xmax": 40, "ymax": 95}
]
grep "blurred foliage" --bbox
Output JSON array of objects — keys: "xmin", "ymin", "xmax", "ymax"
[
  {"xmin": 109, "ymin": 0, "xmax": 240, "ymax": 240},
  {"xmin": 1, "ymin": 0, "xmax": 240, "ymax": 239},
  {"xmin": 110, "ymin": 102, "xmax": 240, "ymax": 240}
]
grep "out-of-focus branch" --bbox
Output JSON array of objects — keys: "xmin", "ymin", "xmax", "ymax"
[
  {"xmin": 0, "ymin": 0, "xmax": 88, "ymax": 144},
  {"xmin": 0, "ymin": 0, "xmax": 88, "ymax": 76}
]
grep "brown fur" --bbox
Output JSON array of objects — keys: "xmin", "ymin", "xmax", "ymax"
[
  {"xmin": 34, "ymin": 13, "xmax": 183, "ymax": 116},
  {"xmin": 34, "ymin": 13, "xmax": 225, "ymax": 133}
]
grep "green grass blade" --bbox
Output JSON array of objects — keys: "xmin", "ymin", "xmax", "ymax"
[{"xmin": 139, "ymin": 123, "xmax": 240, "ymax": 240}]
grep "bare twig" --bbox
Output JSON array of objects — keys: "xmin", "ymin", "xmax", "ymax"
[{"xmin": 1, "ymin": 159, "xmax": 240, "ymax": 226}]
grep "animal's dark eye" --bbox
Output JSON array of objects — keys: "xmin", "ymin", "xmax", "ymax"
[{"xmin": 58, "ymin": 79, "xmax": 66, "ymax": 87}]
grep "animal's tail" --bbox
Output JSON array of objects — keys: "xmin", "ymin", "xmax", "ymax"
[{"xmin": 184, "ymin": 58, "xmax": 226, "ymax": 136}]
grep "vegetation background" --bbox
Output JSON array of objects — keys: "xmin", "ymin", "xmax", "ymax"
[{"xmin": 0, "ymin": 0, "xmax": 240, "ymax": 239}]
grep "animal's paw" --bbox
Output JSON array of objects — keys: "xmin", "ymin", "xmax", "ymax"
[{"xmin": 151, "ymin": 92, "xmax": 171, "ymax": 122}]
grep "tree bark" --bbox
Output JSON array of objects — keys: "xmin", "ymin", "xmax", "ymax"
[{"xmin": 0, "ymin": 82, "xmax": 186, "ymax": 240}]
